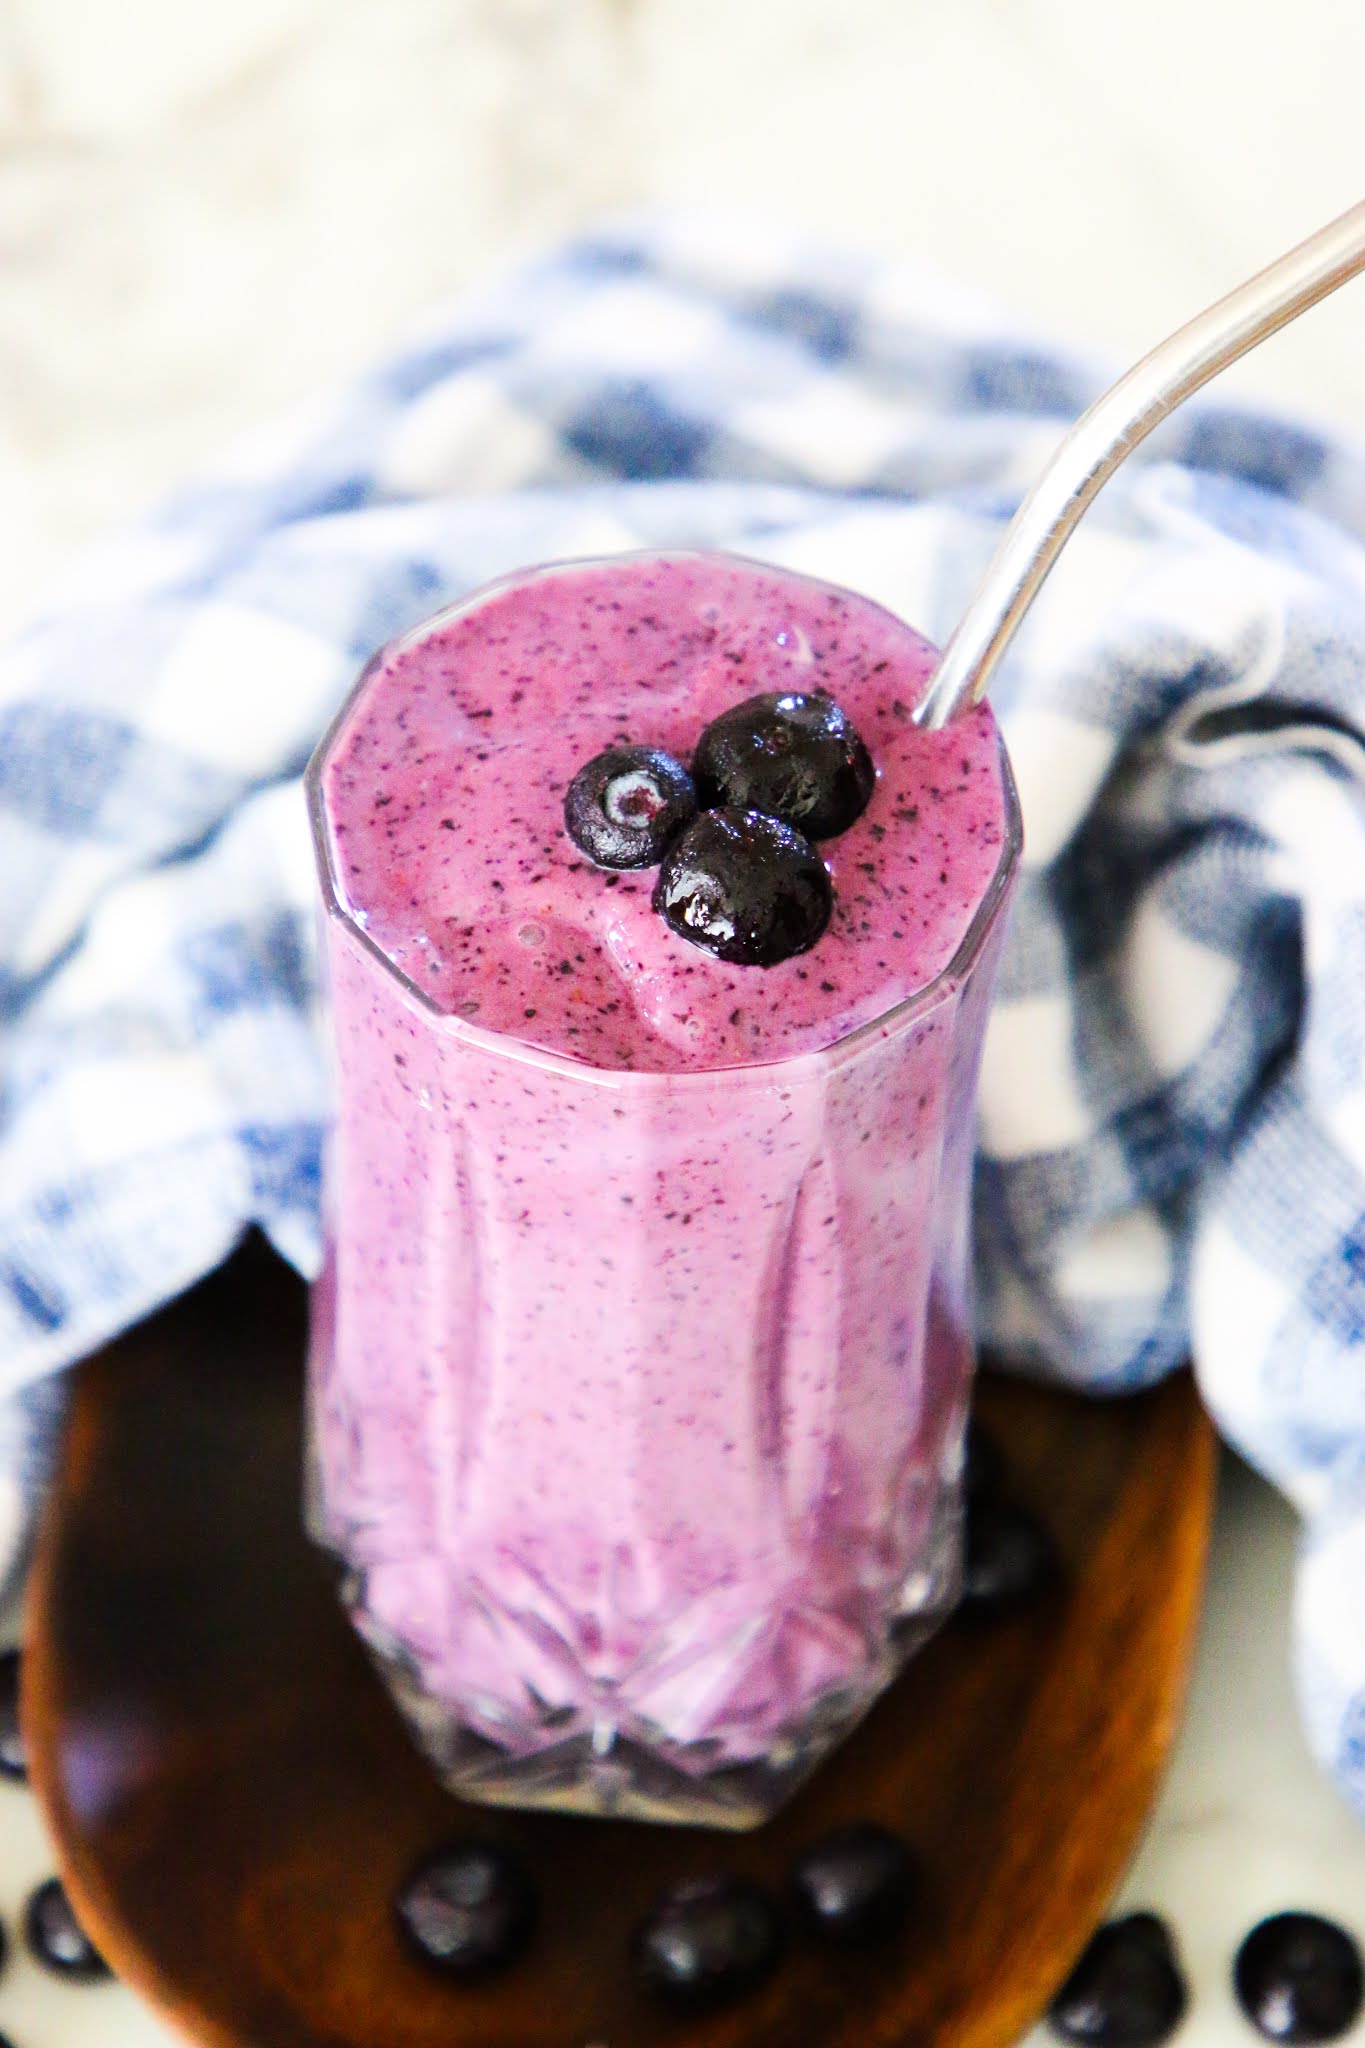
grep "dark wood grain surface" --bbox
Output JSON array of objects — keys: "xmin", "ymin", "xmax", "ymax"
[{"xmin": 23, "ymin": 1237, "xmax": 1216, "ymax": 2048}]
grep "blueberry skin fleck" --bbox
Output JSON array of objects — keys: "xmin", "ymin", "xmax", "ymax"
[
  {"xmin": 693, "ymin": 690, "xmax": 875, "ymax": 840},
  {"xmin": 1234, "ymin": 1912, "xmax": 1364, "ymax": 2043},
  {"xmin": 1049, "ymin": 1913, "xmax": 1188, "ymax": 2047},
  {"xmin": 394, "ymin": 1840, "xmax": 536, "ymax": 1979},
  {"xmin": 654, "ymin": 807, "xmax": 833, "ymax": 966},
  {"xmin": 24, "ymin": 1877, "xmax": 111, "ymax": 1981},
  {"xmin": 961, "ymin": 1499, "xmax": 1057, "ymax": 1611},
  {"xmin": 0, "ymin": 1649, "xmax": 26, "ymax": 1781},
  {"xmin": 791, "ymin": 1822, "xmax": 916, "ymax": 1944},
  {"xmin": 632, "ymin": 1875, "xmax": 784, "ymax": 2008},
  {"xmin": 564, "ymin": 744, "xmax": 697, "ymax": 869}
]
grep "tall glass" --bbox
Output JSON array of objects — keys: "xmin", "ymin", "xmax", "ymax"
[{"xmin": 304, "ymin": 562, "xmax": 1020, "ymax": 1829}]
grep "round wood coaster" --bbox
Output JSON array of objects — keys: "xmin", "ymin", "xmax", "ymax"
[{"xmin": 24, "ymin": 1236, "xmax": 1215, "ymax": 2048}]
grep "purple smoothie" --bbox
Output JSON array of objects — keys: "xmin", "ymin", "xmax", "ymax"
[{"xmin": 307, "ymin": 552, "xmax": 1019, "ymax": 1826}]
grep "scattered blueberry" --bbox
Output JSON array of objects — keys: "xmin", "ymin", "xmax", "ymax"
[
  {"xmin": 0, "ymin": 1650, "xmax": 25, "ymax": 1782},
  {"xmin": 564, "ymin": 744, "xmax": 697, "ymax": 869},
  {"xmin": 961, "ymin": 1499, "xmax": 1057, "ymax": 1611},
  {"xmin": 632, "ymin": 1874, "xmax": 784, "ymax": 2008},
  {"xmin": 963, "ymin": 1417, "xmax": 1007, "ymax": 1502},
  {"xmin": 24, "ymin": 1877, "xmax": 111, "ymax": 1981},
  {"xmin": 1234, "ymin": 1912, "xmax": 1364, "ymax": 2043},
  {"xmin": 654, "ymin": 808, "xmax": 832, "ymax": 966},
  {"xmin": 1049, "ymin": 1912, "xmax": 1188, "ymax": 2046},
  {"xmin": 394, "ymin": 1839, "xmax": 536, "ymax": 1979},
  {"xmin": 791, "ymin": 1822, "xmax": 916, "ymax": 1944},
  {"xmin": 694, "ymin": 690, "xmax": 875, "ymax": 840}
]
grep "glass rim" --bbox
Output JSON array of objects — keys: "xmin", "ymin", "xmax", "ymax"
[{"xmin": 304, "ymin": 552, "xmax": 1023, "ymax": 1091}]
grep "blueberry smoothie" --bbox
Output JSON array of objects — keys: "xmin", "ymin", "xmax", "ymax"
[{"xmin": 307, "ymin": 552, "xmax": 1019, "ymax": 1826}]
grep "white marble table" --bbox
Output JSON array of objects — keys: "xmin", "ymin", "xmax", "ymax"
[
  {"xmin": 2, "ymin": 0, "xmax": 1364, "ymax": 642},
  {"xmin": 2, "ymin": 1454, "xmax": 1362, "ymax": 2047}
]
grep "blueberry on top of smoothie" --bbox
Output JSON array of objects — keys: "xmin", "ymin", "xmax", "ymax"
[
  {"xmin": 564, "ymin": 743, "xmax": 698, "ymax": 869},
  {"xmin": 693, "ymin": 689, "xmax": 875, "ymax": 840},
  {"xmin": 653, "ymin": 807, "xmax": 833, "ymax": 966}
]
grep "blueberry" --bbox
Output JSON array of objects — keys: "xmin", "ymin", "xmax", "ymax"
[
  {"xmin": 24, "ymin": 1878, "xmax": 111, "ymax": 1981},
  {"xmin": 791, "ymin": 1822, "xmax": 916, "ymax": 1944},
  {"xmin": 632, "ymin": 1875, "xmax": 784, "ymax": 2008},
  {"xmin": 693, "ymin": 690, "xmax": 875, "ymax": 840},
  {"xmin": 963, "ymin": 1417, "xmax": 1007, "ymax": 1502},
  {"xmin": 564, "ymin": 745, "xmax": 697, "ymax": 869},
  {"xmin": 1049, "ymin": 1913, "xmax": 1188, "ymax": 2046},
  {"xmin": 961, "ymin": 1499, "xmax": 1057, "ymax": 1610},
  {"xmin": 394, "ymin": 1840, "xmax": 536, "ymax": 1979},
  {"xmin": 0, "ymin": 1650, "xmax": 25, "ymax": 1782},
  {"xmin": 1234, "ymin": 1912, "xmax": 1364, "ymax": 2043},
  {"xmin": 653, "ymin": 807, "xmax": 832, "ymax": 966}
]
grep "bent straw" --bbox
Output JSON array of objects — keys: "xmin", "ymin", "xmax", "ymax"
[{"xmin": 917, "ymin": 198, "xmax": 1365, "ymax": 729}]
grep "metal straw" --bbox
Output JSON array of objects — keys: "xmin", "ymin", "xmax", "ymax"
[{"xmin": 916, "ymin": 197, "xmax": 1365, "ymax": 729}]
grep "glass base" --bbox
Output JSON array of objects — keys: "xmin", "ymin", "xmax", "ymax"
[{"xmin": 314, "ymin": 1486, "xmax": 962, "ymax": 1830}]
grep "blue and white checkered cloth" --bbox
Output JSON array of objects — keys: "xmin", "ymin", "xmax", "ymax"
[{"xmin": 4, "ymin": 214, "xmax": 1365, "ymax": 1808}]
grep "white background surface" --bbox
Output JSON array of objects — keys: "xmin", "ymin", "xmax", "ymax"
[
  {"xmin": 1, "ymin": 2, "xmax": 1364, "ymax": 2041},
  {"xmin": 2, "ymin": 0, "xmax": 1365, "ymax": 642}
]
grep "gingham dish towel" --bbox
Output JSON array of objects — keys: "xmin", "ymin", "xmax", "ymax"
[{"xmin": 4, "ymin": 215, "xmax": 1365, "ymax": 1808}]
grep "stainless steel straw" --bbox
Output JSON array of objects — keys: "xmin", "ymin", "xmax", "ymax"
[{"xmin": 916, "ymin": 198, "xmax": 1365, "ymax": 729}]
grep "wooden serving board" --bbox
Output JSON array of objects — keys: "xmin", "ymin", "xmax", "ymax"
[{"xmin": 23, "ymin": 1236, "xmax": 1215, "ymax": 2048}]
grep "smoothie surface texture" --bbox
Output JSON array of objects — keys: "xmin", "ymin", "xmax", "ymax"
[{"xmin": 320, "ymin": 553, "xmax": 1010, "ymax": 1072}]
